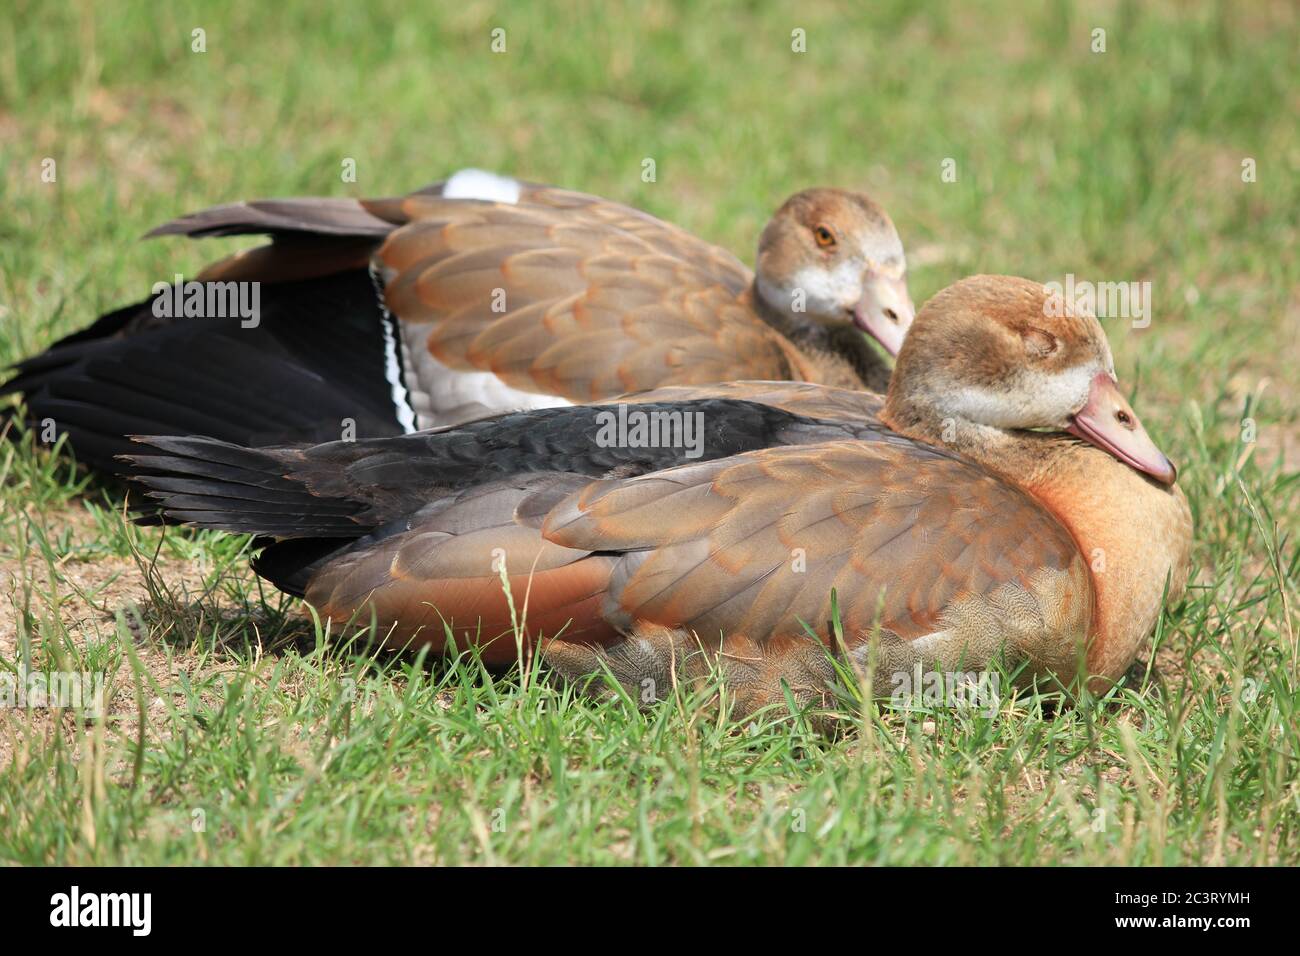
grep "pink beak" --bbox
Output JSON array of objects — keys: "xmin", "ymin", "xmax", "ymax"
[
  {"xmin": 852, "ymin": 272, "xmax": 915, "ymax": 357},
  {"xmin": 1067, "ymin": 372, "xmax": 1177, "ymax": 485}
]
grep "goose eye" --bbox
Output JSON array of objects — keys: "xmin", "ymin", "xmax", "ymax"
[
  {"xmin": 812, "ymin": 225, "xmax": 836, "ymax": 248},
  {"xmin": 1022, "ymin": 327, "xmax": 1058, "ymax": 358}
]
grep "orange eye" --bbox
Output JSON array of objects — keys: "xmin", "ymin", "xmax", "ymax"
[{"xmin": 812, "ymin": 225, "xmax": 836, "ymax": 248}]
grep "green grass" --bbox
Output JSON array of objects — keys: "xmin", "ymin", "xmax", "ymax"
[{"xmin": 1, "ymin": 0, "xmax": 1297, "ymax": 865}]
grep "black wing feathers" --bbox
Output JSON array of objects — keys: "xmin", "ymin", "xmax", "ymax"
[
  {"xmin": 123, "ymin": 400, "xmax": 884, "ymax": 539},
  {"xmin": 2, "ymin": 271, "xmax": 403, "ymax": 473}
]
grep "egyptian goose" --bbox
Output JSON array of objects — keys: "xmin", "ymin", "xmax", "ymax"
[
  {"xmin": 2, "ymin": 170, "xmax": 913, "ymax": 474},
  {"xmin": 123, "ymin": 276, "xmax": 1192, "ymax": 720}
]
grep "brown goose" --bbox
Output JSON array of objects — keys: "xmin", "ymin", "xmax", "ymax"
[
  {"xmin": 2, "ymin": 171, "xmax": 913, "ymax": 474},
  {"xmin": 125, "ymin": 276, "xmax": 1191, "ymax": 721}
]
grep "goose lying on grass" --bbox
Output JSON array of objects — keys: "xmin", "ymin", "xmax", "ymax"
[
  {"xmin": 119, "ymin": 275, "xmax": 1191, "ymax": 722},
  {"xmin": 4, "ymin": 172, "xmax": 913, "ymax": 475}
]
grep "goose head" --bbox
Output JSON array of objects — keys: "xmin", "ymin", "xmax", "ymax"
[
  {"xmin": 884, "ymin": 274, "xmax": 1177, "ymax": 485},
  {"xmin": 754, "ymin": 188, "xmax": 915, "ymax": 356}
]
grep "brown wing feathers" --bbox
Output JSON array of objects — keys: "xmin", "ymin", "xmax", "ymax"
[
  {"xmin": 121, "ymin": 399, "xmax": 868, "ymax": 619},
  {"xmin": 144, "ymin": 197, "xmax": 404, "ymax": 239},
  {"xmin": 5, "ymin": 176, "xmax": 843, "ymax": 475},
  {"xmin": 373, "ymin": 199, "xmax": 806, "ymax": 405},
  {"xmin": 540, "ymin": 440, "xmax": 1080, "ymax": 644},
  {"xmin": 122, "ymin": 392, "xmax": 1087, "ymax": 687}
]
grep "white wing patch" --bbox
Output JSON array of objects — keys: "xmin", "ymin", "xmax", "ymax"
[
  {"xmin": 398, "ymin": 321, "xmax": 571, "ymax": 429},
  {"xmin": 368, "ymin": 263, "xmax": 418, "ymax": 434},
  {"xmin": 442, "ymin": 169, "xmax": 522, "ymax": 205},
  {"xmin": 379, "ymin": 315, "xmax": 418, "ymax": 434}
]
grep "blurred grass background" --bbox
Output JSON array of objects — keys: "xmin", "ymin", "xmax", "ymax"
[{"xmin": 0, "ymin": 0, "xmax": 1296, "ymax": 865}]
